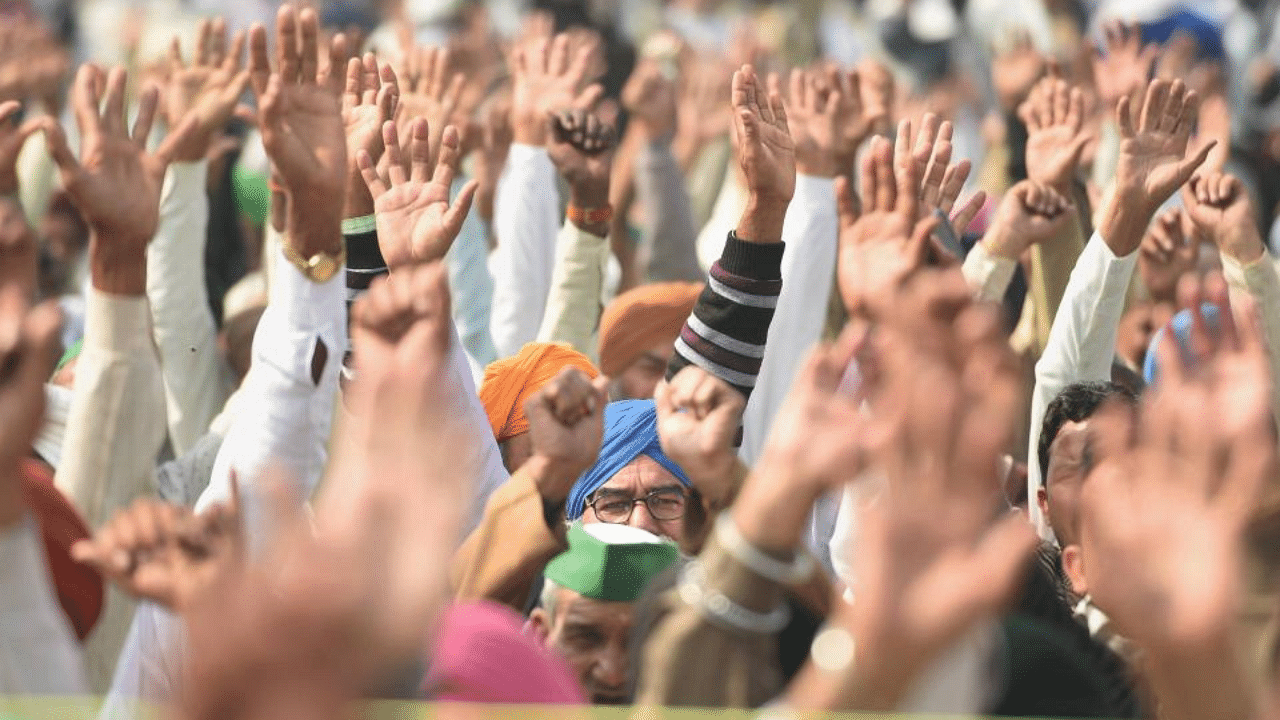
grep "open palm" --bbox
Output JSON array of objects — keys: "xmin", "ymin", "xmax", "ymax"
[{"xmin": 732, "ymin": 65, "xmax": 795, "ymax": 203}]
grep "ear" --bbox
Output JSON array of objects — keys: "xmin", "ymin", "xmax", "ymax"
[
  {"xmin": 526, "ymin": 608, "xmax": 552, "ymax": 643},
  {"xmin": 1061, "ymin": 544, "xmax": 1088, "ymax": 597},
  {"xmin": 1036, "ymin": 487, "xmax": 1050, "ymax": 524}
]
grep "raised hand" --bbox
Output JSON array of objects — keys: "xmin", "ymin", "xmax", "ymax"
[
  {"xmin": 71, "ymin": 495, "xmax": 241, "ymax": 611},
  {"xmin": 357, "ymin": 119, "xmax": 478, "ymax": 270},
  {"xmin": 1093, "ymin": 21, "xmax": 1159, "ymax": 112},
  {"xmin": 982, "ymin": 180, "xmax": 1076, "ymax": 260},
  {"xmin": 654, "ymin": 366, "xmax": 745, "ymax": 509},
  {"xmin": 163, "ymin": 18, "xmax": 252, "ymax": 163},
  {"xmin": 829, "ymin": 270, "xmax": 1035, "ymax": 710},
  {"xmin": 342, "ymin": 53, "xmax": 398, "ymax": 219},
  {"xmin": 835, "ymin": 136, "xmax": 939, "ymax": 316},
  {"xmin": 1139, "ymin": 208, "xmax": 1200, "ymax": 303},
  {"xmin": 1183, "ymin": 173, "xmax": 1265, "ymax": 265},
  {"xmin": 0, "ymin": 101, "xmax": 40, "ymax": 196},
  {"xmin": 0, "ymin": 198, "xmax": 35, "ymax": 295},
  {"xmin": 1020, "ymin": 73, "xmax": 1089, "ymax": 191},
  {"xmin": 992, "ymin": 30, "xmax": 1046, "ymax": 111},
  {"xmin": 674, "ymin": 55, "xmax": 733, "ymax": 164},
  {"xmin": 41, "ymin": 65, "xmax": 190, "ymax": 295},
  {"xmin": 251, "ymin": 5, "xmax": 349, "ymax": 257},
  {"xmin": 524, "ymin": 366, "xmax": 610, "ymax": 506},
  {"xmin": 1079, "ymin": 275, "xmax": 1268, "ymax": 720},
  {"xmin": 787, "ymin": 68, "xmax": 846, "ymax": 179},
  {"xmin": 1099, "ymin": 78, "xmax": 1213, "ymax": 256},
  {"xmin": 510, "ymin": 31, "xmax": 602, "ymax": 147},
  {"xmin": 732, "ymin": 65, "xmax": 796, "ymax": 245},
  {"xmin": 855, "ymin": 59, "xmax": 895, "ymax": 138},
  {"xmin": 622, "ymin": 59, "xmax": 677, "ymax": 142},
  {"xmin": 397, "ymin": 45, "xmax": 464, "ymax": 171},
  {"xmin": 547, "ymin": 108, "xmax": 616, "ymax": 235},
  {"xmin": 895, "ymin": 114, "xmax": 986, "ymax": 238},
  {"xmin": 0, "ymin": 287, "xmax": 60, "ymax": 527},
  {"xmin": 474, "ymin": 97, "xmax": 512, "ymax": 223}
]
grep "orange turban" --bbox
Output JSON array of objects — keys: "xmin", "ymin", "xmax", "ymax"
[
  {"xmin": 20, "ymin": 458, "xmax": 104, "ymax": 641},
  {"xmin": 598, "ymin": 282, "xmax": 702, "ymax": 378},
  {"xmin": 479, "ymin": 343, "xmax": 599, "ymax": 442}
]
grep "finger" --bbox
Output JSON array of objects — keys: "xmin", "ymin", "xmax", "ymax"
[
  {"xmin": 101, "ymin": 66, "xmax": 128, "ymax": 136},
  {"xmin": 382, "ymin": 121, "xmax": 407, "ymax": 185},
  {"xmin": 131, "ymin": 84, "xmax": 160, "ymax": 148},
  {"xmin": 432, "ymin": 125, "xmax": 462, "ymax": 188},
  {"xmin": 39, "ymin": 118, "xmax": 79, "ymax": 173},
  {"xmin": 1116, "ymin": 94, "xmax": 1135, "ymax": 139},
  {"xmin": 249, "ymin": 23, "xmax": 271, "ymax": 96},
  {"xmin": 168, "ymin": 37, "xmax": 184, "ymax": 74},
  {"xmin": 409, "ymin": 117, "xmax": 431, "ymax": 184},
  {"xmin": 873, "ymin": 136, "xmax": 895, "ymax": 212},
  {"xmin": 1175, "ymin": 141, "xmax": 1216, "ymax": 185},
  {"xmin": 1205, "ymin": 272, "xmax": 1239, "ymax": 351},
  {"xmin": 1139, "ymin": 79, "xmax": 1169, "ymax": 133},
  {"xmin": 836, "ymin": 175, "xmax": 860, "ymax": 228},
  {"xmin": 298, "ymin": 8, "xmax": 320, "ymax": 84},
  {"xmin": 361, "ymin": 53, "xmax": 379, "ymax": 105},
  {"xmin": 209, "ymin": 17, "xmax": 228, "ymax": 68},
  {"xmin": 442, "ymin": 179, "xmax": 479, "ymax": 242},
  {"xmin": 276, "ymin": 5, "xmax": 299, "ymax": 85},
  {"xmin": 344, "ymin": 56, "xmax": 363, "ymax": 107},
  {"xmin": 951, "ymin": 191, "xmax": 986, "ymax": 236},
  {"xmin": 194, "ymin": 19, "xmax": 212, "ymax": 67},
  {"xmin": 357, "ymin": 149, "xmax": 388, "ymax": 197},
  {"xmin": 893, "ymin": 118, "xmax": 911, "ymax": 175},
  {"xmin": 225, "ymin": 29, "xmax": 246, "ymax": 74},
  {"xmin": 938, "ymin": 159, "xmax": 972, "ymax": 214},
  {"xmin": 1161, "ymin": 79, "xmax": 1187, "ymax": 134}
]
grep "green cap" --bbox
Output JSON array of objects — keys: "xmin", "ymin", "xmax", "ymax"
[{"xmin": 543, "ymin": 522, "xmax": 679, "ymax": 603}]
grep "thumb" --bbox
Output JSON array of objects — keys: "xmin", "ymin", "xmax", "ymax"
[
  {"xmin": 39, "ymin": 118, "xmax": 79, "ymax": 173},
  {"xmin": 834, "ymin": 175, "xmax": 859, "ymax": 229},
  {"xmin": 1176, "ymin": 140, "xmax": 1216, "ymax": 185}
]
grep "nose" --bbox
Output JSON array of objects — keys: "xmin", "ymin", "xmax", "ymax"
[
  {"xmin": 593, "ymin": 647, "xmax": 628, "ymax": 692},
  {"xmin": 628, "ymin": 500, "xmax": 662, "ymax": 536}
]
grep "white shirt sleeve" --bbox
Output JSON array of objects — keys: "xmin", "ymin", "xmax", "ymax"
[
  {"xmin": 1221, "ymin": 252, "xmax": 1280, "ymax": 434},
  {"xmin": 196, "ymin": 245, "xmax": 347, "ymax": 545},
  {"xmin": 1027, "ymin": 233, "xmax": 1137, "ymax": 538},
  {"xmin": 961, "ymin": 242, "xmax": 1018, "ymax": 304},
  {"xmin": 490, "ymin": 144, "xmax": 561, "ymax": 358},
  {"xmin": 148, "ymin": 160, "xmax": 232, "ymax": 456},
  {"xmin": 737, "ymin": 174, "xmax": 838, "ymax": 567},
  {"xmin": 444, "ymin": 176, "xmax": 498, "ymax": 385},
  {"xmin": 0, "ymin": 517, "xmax": 87, "ymax": 695},
  {"xmin": 536, "ymin": 220, "xmax": 609, "ymax": 360}
]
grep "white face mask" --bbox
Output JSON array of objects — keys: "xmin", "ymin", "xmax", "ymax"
[{"xmin": 33, "ymin": 383, "xmax": 73, "ymax": 471}]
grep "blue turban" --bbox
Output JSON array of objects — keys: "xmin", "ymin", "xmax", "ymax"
[
  {"xmin": 565, "ymin": 400, "xmax": 691, "ymax": 521},
  {"xmin": 1144, "ymin": 304, "xmax": 1221, "ymax": 385}
]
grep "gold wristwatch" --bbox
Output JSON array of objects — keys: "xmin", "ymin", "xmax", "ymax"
[{"xmin": 281, "ymin": 241, "xmax": 346, "ymax": 283}]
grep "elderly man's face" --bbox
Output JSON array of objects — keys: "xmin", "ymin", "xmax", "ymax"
[
  {"xmin": 614, "ymin": 343, "xmax": 674, "ymax": 401},
  {"xmin": 531, "ymin": 587, "xmax": 635, "ymax": 705},
  {"xmin": 584, "ymin": 455, "xmax": 686, "ymax": 542},
  {"xmin": 1040, "ymin": 420, "xmax": 1091, "ymax": 546}
]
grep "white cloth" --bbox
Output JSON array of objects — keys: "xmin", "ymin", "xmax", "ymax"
[
  {"xmin": 738, "ymin": 174, "xmax": 840, "ymax": 571},
  {"xmin": 962, "ymin": 242, "xmax": 1018, "ymax": 304},
  {"xmin": 0, "ymin": 517, "xmax": 87, "ymax": 695},
  {"xmin": 536, "ymin": 221, "xmax": 610, "ymax": 361},
  {"xmin": 490, "ymin": 144, "xmax": 561, "ymax": 358},
  {"xmin": 33, "ymin": 384, "xmax": 73, "ymax": 471},
  {"xmin": 149, "ymin": 160, "xmax": 232, "ymax": 456},
  {"xmin": 1027, "ymin": 233, "xmax": 1137, "ymax": 539},
  {"xmin": 695, "ymin": 166, "xmax": 748, "ymax": 273},
  {"xmin": 444, "ymin": 177, "xmax": 498, "ymax": 385}
]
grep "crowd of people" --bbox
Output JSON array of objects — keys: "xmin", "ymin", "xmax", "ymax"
[{"xmin": 3, "ymin": 0, "xmax": 1280, "ymax": 717}]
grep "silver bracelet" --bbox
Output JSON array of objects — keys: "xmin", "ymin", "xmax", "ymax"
[
  {"xmin": 715, "ymin": 512, "xmax": 815, "ymax": 585},
  {"xmin": 678, "ymin": 560, "xmax": 791, "ymax": 634}
]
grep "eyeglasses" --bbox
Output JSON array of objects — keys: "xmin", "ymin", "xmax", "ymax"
[{"xmin": 587, "ymin": 488, "xmax": 687, "ymax": 524}]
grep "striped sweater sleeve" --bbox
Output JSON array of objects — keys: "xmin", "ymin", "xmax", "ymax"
[
  {"xmin": 667, "ymin": 232, "xmax": 784, "ymax": 400},
  {"xmin": 342, "ymin": 219, "xmax": 388, "ymax": 358}
]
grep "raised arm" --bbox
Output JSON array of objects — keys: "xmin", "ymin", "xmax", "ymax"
[
  {"xmin": 536, "ymin": 108, "xmax": 617, "ymax": 356},
  {"xmin": 490, "ymin": 33, "xmax": 600, "ymax": 357},
  {"xmin": 666, "ymin": 65, "xmax": 794, "ymax": 402},
  {"xmin": 1027, "ymin": 78, "xmax": 1214, "ymax": 535},
  {"xmin": 42, "ymin": 63, "xmax": 187, "ymax": 687},
  {"xmin": 148, "ymin": 20, "xmax": 250, "ymax": 455}
]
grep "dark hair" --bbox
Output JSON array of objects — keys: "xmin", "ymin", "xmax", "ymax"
[{"xmin": 1038, "ymin": 381, "xmax": 1137, "ymax": 482}]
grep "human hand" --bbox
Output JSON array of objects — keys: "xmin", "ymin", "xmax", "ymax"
[
  {"xmin": 525, "ymin": 366, "xmax": 610, "ymax": 505},
  {"xmin": 1098, "ymin": 78, "xmax": 1213, "ymax": 257},
  {"xmin": 787, "ymin": 67, "xmax": 858, "ymax": 179},
  {"xmin": 0, "ymin": 199, "xmax": 35, "ymax": 296},
  {"xmin": 41, "ymin": 65, "xmax": 188, "ymax": 295},
  {"xmin": 72, "ymin": 495, "xmax": 241, "ymax": 612},
  {"xmin": 733, "ymin": 65, "xmax": 795, "ymax": 243},
  {"xmin": 833, "ymin": 270, "xmax": 1034, "ymax": 710},
  {"xmin": 0, "ymin": 101, "xmax": 40, "ymax": 196},
  {"xmin": 1081, "ymin": 275, "xmax": 1271, "ymax": 671},
  {"xmin": 674, "ymin": 55, "xmax": 733, "ymax": 162},
  {"xmin": 836, "ymin": 136, "xmax": 939, "ymax": 316},
  {"xmin": 992, "ymin": 30, "xmax": 1046, "ymax": 112},
  {"xmin": 1183, "ymin": 173, "xmax": 1265, "ymax": 265},
  {"xmin": 895, "ymin": 114, "xmax": 986, "ymax": 238},
  {"xmin": 163, "ymin": 19, "xmax": 252, "ymax": 163},
  {"xmin": 622, "ymin": 60, "xmax": 677, "ymax": 142},
  {"xmin": 655, "ymin": 366, "xmax": 745, "ymax": 510},
  {"xmin": 982, "ymin": 180, "xmax": 1076, "ymax": 260},
  {"xmin": 0, "ymin": 287, "xmax": 60, "ymax": 528},
  {"xmin": 342, "ymin": 53, "xmax": 398, "ymax": 219},
  {"xmin": 856, "ymin": 59, "xmax": 895, "ymax": 138},
  {"xmin": 510, "ymin": 31, "xmax": 602, "ymax": 147},
  {"xmin": 473, "ymin": 97, "xmax": 512, "ymax": 223},
  {"xmin": 1139, "ymin": 208, "xmax": 1201, "ymax": 303},
  {"xmin": 357, "ymin": 119, "xmax": 478, "ymax": 270},
  {"xmin": 1020, "ymin": 73, "xmax": 1089, "ymax": 191},
  {"xmin": 397, "ymin": 46, "xmax": 464, "ymax": 172},
  {"xmin": 251, "ymin": 6, "xmax": 349, "ymax": 257},
  {"xmin": 1092, "ymin": 21, "xmax": 1158, "ymax": 112},
  {"xmin": 548, "ymin": 108, "xmax": 617, "ymax": 230}
]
